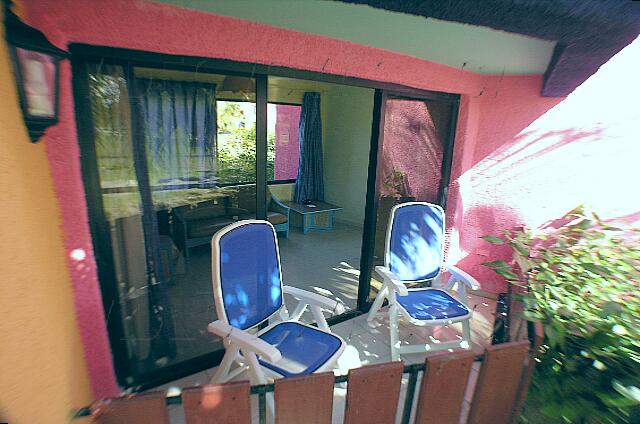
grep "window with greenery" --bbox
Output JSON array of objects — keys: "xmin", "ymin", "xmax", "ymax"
[{"xmin": 216, "ymin": 101, "xmax": 300, "ymax": 184}]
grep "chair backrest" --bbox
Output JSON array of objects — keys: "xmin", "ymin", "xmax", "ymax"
[
  {"xmin": 211, "ymin": 220, "xmax": 284, "ymax": 330},
  {"xmin": 385, "ymin": 202, "xmax": 445, "ymax": 282}
]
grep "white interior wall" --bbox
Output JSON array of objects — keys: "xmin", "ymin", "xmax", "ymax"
[{"xmin": 323, "ymin": 85, "xmax": 375, "ymax": 226}]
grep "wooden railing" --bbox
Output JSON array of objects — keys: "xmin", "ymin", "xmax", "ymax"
[{"xmin": 77, "ymin": 339, "xmax": 539, "ymax": 424}]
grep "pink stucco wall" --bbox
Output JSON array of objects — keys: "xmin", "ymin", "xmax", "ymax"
[
  {"xmin": 379, "ymin": 99, "xmax": 449, "ymax": 203},
  {"xmin": 445, "ymin": 40, "xmax": 640, "ymax": 289},
  {"xmin": 22, "ymin": 0, "xmax": 638, "ymax": 396},
  {"xmin": 274, "ymin": 105, "xmax": 300, "ymax": 180}
]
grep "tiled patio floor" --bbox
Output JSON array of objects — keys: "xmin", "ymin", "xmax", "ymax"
[{"xmin": 158, "ymin": 292, "xmax": 501, "ymax": 424}]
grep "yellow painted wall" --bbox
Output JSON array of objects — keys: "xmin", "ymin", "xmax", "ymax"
[{"xmin": 0, "ymin": 7, "xmax": 93, "ymax": 423}]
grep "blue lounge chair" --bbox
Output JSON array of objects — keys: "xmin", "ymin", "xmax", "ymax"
[
  {"xmin": 367, "ymin": 202, "xmax": 480, "ymax": 360},
  {"xmin": 208, "ymin": 220, "xmax": 346, "ymax": 385}
]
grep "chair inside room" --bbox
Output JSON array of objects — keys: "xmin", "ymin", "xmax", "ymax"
[{"xmin": 235, "ymin": 185, "xmax": 290, "ymax": 238}]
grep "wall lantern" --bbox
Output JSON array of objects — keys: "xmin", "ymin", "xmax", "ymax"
[{"xmin": 3, "ymin": 0, "xmax": 67, "ymax": 142}]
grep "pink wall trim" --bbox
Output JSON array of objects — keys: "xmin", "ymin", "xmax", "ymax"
[
  {"xmin": 23, "ymin": 0, "xmax": 587, "ymax": 396},
  {"xmin": 42, "ymin": 61, "xmax": 120, "ymax": 398}
]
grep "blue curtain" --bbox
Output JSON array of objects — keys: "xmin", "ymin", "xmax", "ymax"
[
  {"xmin": 294, "ymin": 92, "xmax": 324, "ymax": 202},
  {"xmin": 139, "ymin": 79, "xmax": 217, "ymax": 188},
  {"xmin": 132, "ymin": 79, "xmax": 217, "ymax": 363}
]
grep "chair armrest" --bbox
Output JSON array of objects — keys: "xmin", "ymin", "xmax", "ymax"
[
  {"xmin": 443, "ymin": 263, "xmax": 481, "ymax": 291},
  {"xmin": 283, "ymin": 285, "xmax": 345, "ymax": 315},
  {"xmin": 270, "ymin": 196, "xmax": 290, "ymax": 216},
  {"xmin": 374, "ymin": 266, "xmax": 409, "ymax": 296},
  {"xmin": 208, "ymin": 320, "xmax": 282, "ymax": 363}
]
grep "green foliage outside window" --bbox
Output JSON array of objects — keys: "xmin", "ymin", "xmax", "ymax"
[
  {"xmin": 481, "ymin": 207, "xmax": 640, "ymax": 423},
  {"xmin": 215, "ymin": 101, "xmax": 275, "ymax": 184}
]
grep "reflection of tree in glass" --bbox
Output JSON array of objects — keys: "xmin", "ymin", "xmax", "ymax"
[
  {"xmin": 89, "ymin": 71, "xmax": 138, "ymax": 187},
  {"xmin": 218, "ymin": 101, "xmax": 246, "ymax": 133}
]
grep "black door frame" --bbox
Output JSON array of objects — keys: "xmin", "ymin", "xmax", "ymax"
[
  {"xmin": 357, "ymin": 90, "xmax": 460, "ymax": 309},
  {"xmin": 70, "ymin": 44, "xmax": 459, "ymax": 390}
]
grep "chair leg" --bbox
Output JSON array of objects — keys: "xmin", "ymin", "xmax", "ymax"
[
  {"xmin": 184, "ymin": 243, "xmax": 191, "ymax": 269},
  {"xmin": 245, "ymin": 351, "xmax": 275, "ymax": 422},
  {"xmin": 367, "ymin": 285, "xmax": 388, "ymax": 327},
  {"xmin": 211, "ymin": 344, "xmax": 240, "ymax": 384},
  {"xmin": 244, "ymin": 351, "xmax": 268, "ymax": 386},
  {"xmin": 311, "ymin": 305, "xmax": 330, "ymax": 333},
  {"xmin": 389, "ymin": 304, "xmax": 400, "ymax": 361},
  {"xmin": 462, "ymin": 319, "xmax": 472, "ymax": 349}
]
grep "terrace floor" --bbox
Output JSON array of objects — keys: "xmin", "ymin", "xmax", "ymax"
[
  {"xmin": 158, "ymin": 290, "xmax": 506, "ymax": 424},
  {"xmin": 278, "ymin": 221, "xmax": 363, "ymax": 312},
  {"xmin": 155, "ymin": 222, "xmax": 521, "ymax": 423}
]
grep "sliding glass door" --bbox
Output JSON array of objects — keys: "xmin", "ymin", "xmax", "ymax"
[
  {"xmin": 75, "ymin": 52, "xmax": 458, "ymax": 389},
  {"xmin": 79, "ymin": 61, "xmax": 263, "ymax": 387},
  {"xmin": 363, "ymin": 90, "xmax": 458, "ymax": 305}
]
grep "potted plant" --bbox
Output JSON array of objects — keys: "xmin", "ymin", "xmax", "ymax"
[
  {"xmin": 374, "ymin": 170, "xmax": 416, "ymax": 261},
  {"xmin": 381, "ymin": 170, "xmax": 413, "ymax": 203},
  {"xmin": 481, "ymin": 206, "xmax": 640, "ymax": 423}
]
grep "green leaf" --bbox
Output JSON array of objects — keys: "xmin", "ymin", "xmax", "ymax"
[
  {"xmin": 481, "ymin": 260, "xmax": 511, "ymax": 269},
  {"xmin": 494, "ymin": 268, "xmax": 519, "ymax": 280},
  {"xmin": 514, "ymin": 253, "xmax": 535, "ymax": 273},
  {"xmin": 600, "ymin": 301, "xmax": 623, "ymax": 317},
  {"xmin": 480, "ymin": 235, "xmax": 504, "ymax": 245},
  {"xmin": 613, "ymin": 381, "xmax": 640, "ymax": 403},
  {"xmin": 580, "ymin": 262, "xmax": 611, "ymax": 276}
]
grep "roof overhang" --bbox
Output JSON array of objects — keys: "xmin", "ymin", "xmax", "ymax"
[{"xmin": 333, "ymin": 0, "xmax": 640, "ymax": 97}]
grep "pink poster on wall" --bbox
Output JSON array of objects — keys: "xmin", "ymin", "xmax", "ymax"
[{"xmin": 274, "ymin": 105, "xmax": 301, "ymax": 180}]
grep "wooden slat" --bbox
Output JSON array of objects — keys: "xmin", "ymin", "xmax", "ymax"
[
  {"xmin": 275, "ymin": 372, "xmax": 335, "ymax": 424},
  {"xmin": 510, "ymin": 322, "xmax": 544, "ymax": 423},
  {"xmin": 414, "ymin": 350, "xmax": 476, "ymax": 424},
  {"xmin": 91, "ymin": 390, "xmax": 169, "ymax": 424},
  {"xmin": 467, "ymin": 341, "xmax": 529, "ymax": 424},
  {"xmin": 182, "ymin": 380, "xmax": 251, "ymax": 424},
  {"xmin": 344, "ymin": 361, "xmax": 404, "ymax": 424}
]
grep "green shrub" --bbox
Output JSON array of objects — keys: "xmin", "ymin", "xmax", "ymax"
[{"xmin": 481, "ymin": 207, "xmax": 640, "ymax": 423}]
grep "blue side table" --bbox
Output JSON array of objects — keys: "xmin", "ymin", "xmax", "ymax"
[{"xmin": 282, "ymin": 201, "xmax": 343, "ymax": 234}]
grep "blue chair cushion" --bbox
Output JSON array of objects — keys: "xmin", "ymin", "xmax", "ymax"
[
  {"xmin": 258, "ymin": 322, "xmax": 343, "ymax": 377},
  {"xmin": 218, "ymin": 223, "xmax": 283, "ymax": 330},
  {"xmin": 389, "ymin": 203, "xmax": 445, "ymax": 282},
  {"xmin": 396, "ymin": 289, "xmax": 470, "ymax": 321}
]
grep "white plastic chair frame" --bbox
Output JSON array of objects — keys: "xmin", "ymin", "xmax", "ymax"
[
  {"xmin": 208, "ymin": 220, "xmax": 346, "ymax": 386},
  {"xmin": 366, "ymin": 202, "xmax": 481, "ymax": 361}
]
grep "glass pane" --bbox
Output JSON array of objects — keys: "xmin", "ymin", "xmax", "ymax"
[
  {"xmin": 88, "ymin": 65, "xmax": 261, "ymax": 382},
  {"xmin": 88, "ymin": 64, "xmax": 156, "ymax": 376},
  {"xmin": 217, "ymin": 100, "xmax": 257, "ymax": 184},
  {"xmin": 369, "ymin": 96, "xmax": 453, "ymax": 301},
  {"xmin": 137, "ymin": 71, "xmax": 257, "ymax": 365},
  {"xmin": 266, "ymin": 77, "xmax": 373, "ymax": 313}
]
